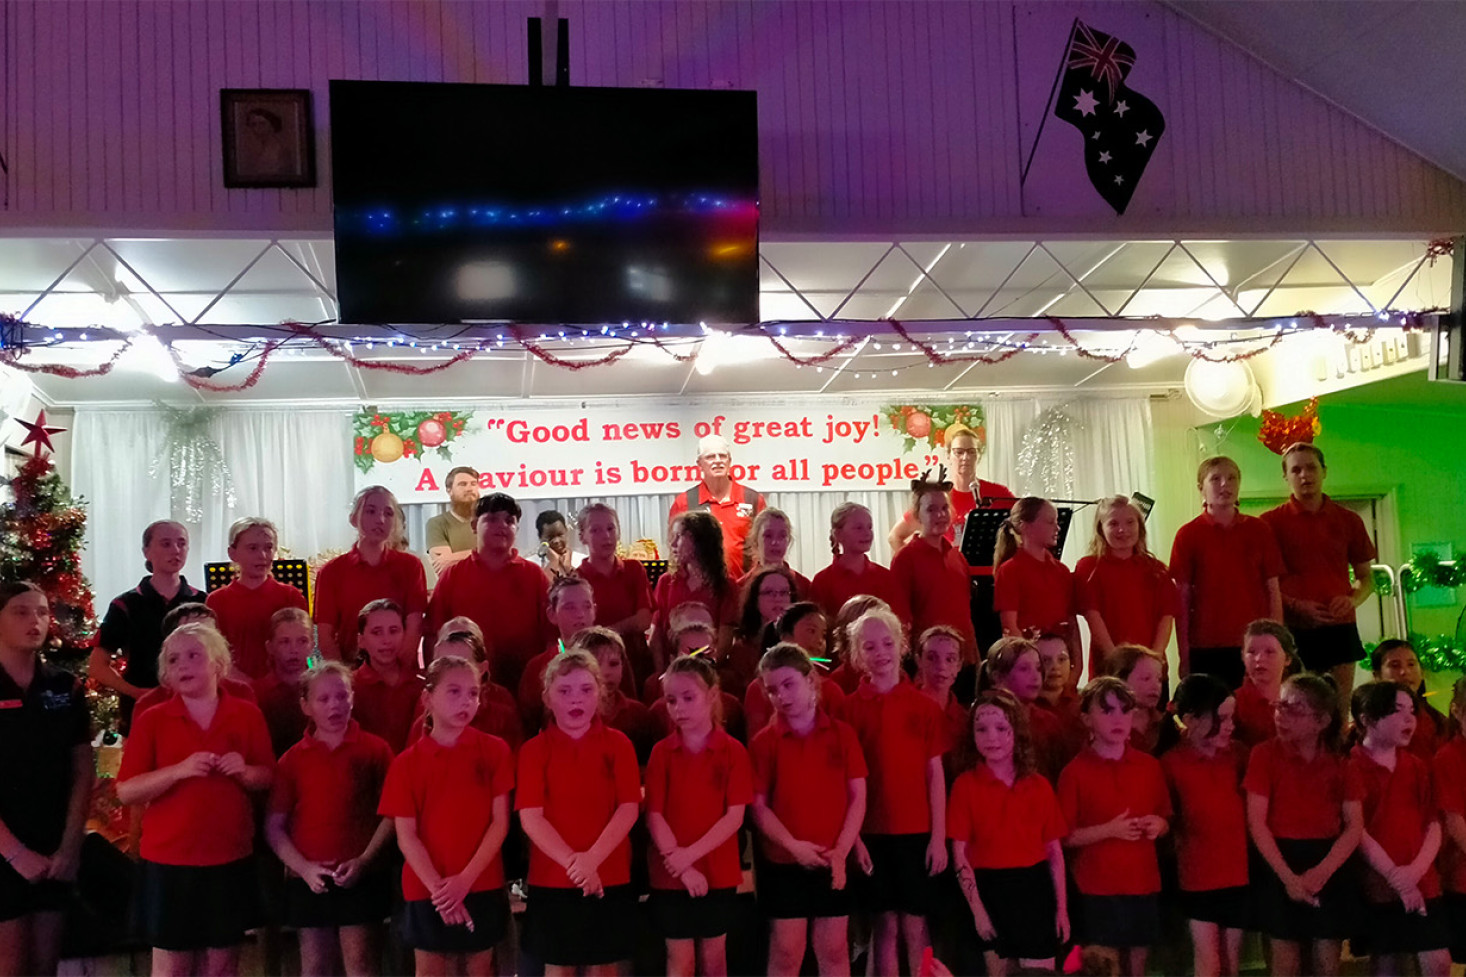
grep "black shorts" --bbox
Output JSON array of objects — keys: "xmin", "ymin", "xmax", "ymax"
[
  {"xmin": 0, "ymin": 860, "xmax": 71, "ymax": 923},
  {"xmin": 1189, "ymin": 647, "xmax": 1244, "ymax": 689},
  {"xmin": 1352, "ymin": 898, "xmax": 1449, "ymax": 956},
  {"xmin": 1445, "ymin": 892, "xmax": 1466, "ymax": 964},
  {"xmin": 973, "ymin": 863, "xmax": 1061, "ymax": 961},
  {"xmin": 857, "ymin": 833, "xmax": 935, "ymax": 917},
  {"xmin": 522, "ymin": 884, "xmax": 638, "ymax": 966},
  {"xmin": 132, "ymin": 858, "xmax": 261, "ymax": 951},
  {"xmin": 398, "ymin": 889, "xmax": 509, "ymax": 955},
  {"xmin": 648, "ymin": 887, "xmax": 740, "ymax": 940},
  {"xmin": 1176, "ymin": 885, "xmax": 1250, "ymax": 929},
  {"xmin": 1074, "ymin": 893, "xmax": 1159, "ymax": 949},
  {"xmin": 756, "ymin": 857, "xmax": 852, "ymax": 920},
  {"xmin": 283, "ymin": 869, "xmax": 393, "ymax": 930},
  {"xmin": 1254, "ymin": 838, "xmax": 1357, "ymax": 942},
  {"xmin": 1293, "ymin": 624, "xmax": 1365, "ymax": 673}
]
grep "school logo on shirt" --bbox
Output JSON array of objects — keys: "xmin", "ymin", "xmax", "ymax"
[
  {"xmin": 736, "ymin": 503, "xmax": 756, "ymax": 518},
  {"xmin": 39, "ymin": 690, "xmax": 73, "ymax": 712}
]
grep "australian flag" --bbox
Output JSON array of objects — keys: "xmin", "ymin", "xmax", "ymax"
[{"xmin": 1052, "ymin": 21, "xmax": 1165, "ymax": 215}]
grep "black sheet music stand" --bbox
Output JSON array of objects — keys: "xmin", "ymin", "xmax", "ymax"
[{"xmin": 960, "ymin": 506, "xmax": 1075, "ymax": 570}]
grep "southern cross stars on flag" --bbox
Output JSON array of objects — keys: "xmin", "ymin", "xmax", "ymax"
[{"xmin": 1052, "ymin": 20, "xmax": 1166, "ymax": 215}]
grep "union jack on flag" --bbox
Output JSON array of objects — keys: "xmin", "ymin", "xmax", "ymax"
[{"xmin": 1066, "ymin": 21, "xmax": 1136, "ymax": 105}]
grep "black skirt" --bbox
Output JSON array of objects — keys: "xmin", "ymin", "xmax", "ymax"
[
  {"xmin": 648, "ymin": 886, "xmax": 740, "ymax": 940},
  {"xmin": 522, "ymin": 884, "xmax": 638, "ymax": 966},
  {"xmin": 0, "ymin": 861, "xmax": 70, "ymax": 923},
  {"xmin": 1445, "ymin": 892, "xmax": 1466, "ymax": 964},
  {"xmin": 1073, "ymin": 893, "xmax": 1159, "ymax": 949},
  {"xmin": 132, "ymin": 858, "xmax": 261, "ymax": 951},
  {"xmin": 1254, "ymin": 837, "xmax": 1357, "ymax": 942},
  {"xmin": 282, "ymin": 869, "xmax": 393, "ymax": 930},
  {"xmin": 755, "ymin": 857, "xmax": 853, "ymax": 920},
  {"xmin": 398, "ymin": 889, "xmax": 509, "ymax": 955},
  {"xmin": 1176, "ymin": 885, "xmax": 1251, "ymax": 929},
  {"xmin": 972, "ymin": 862, "xmax": 1061, "ymax": 961},
  {"xmin": 1352, "ymin": 897, "xmax": 1449, "ymax": 956},
  {"xmin": 856, "ymin": 833, "xmax": 935, "ymax": 916}
]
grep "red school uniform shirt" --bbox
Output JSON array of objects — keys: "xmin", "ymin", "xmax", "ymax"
[
  {"xmin": 994, "ymin": 549, "xmax": 1076, "ymax": 638},
  {"xmin": 117, "ymin": 692, "xmax": 275, "ymax": 866},
  {"xmin": 425, "ymin": 551, "xmax": 551, "ymax": 696},
  {"xmin": 1407, "ymin": 702, "xmax": 1450, "ymax": 764},
  {"xmin": 577, "ymin": 557, "xmax": 655, "ymax": 671},
  {"xmin": 379, "ymin": 726, "xmax": 515, "ymax": 901},
  {"xmin": 515, "ymin": 720, "xmax": 642, "ymax": 888},
  {"xmin": 1260, "ymin": 496, "xmax": 1376, "ymax": 628},
  {"xmin": 1243, "ymin": 739, "xmax": 1361, "ymax": 840},
  {"xmin": 1433, "ymin": 737, "xmax": 1466, "ymax": 895},
  {"xmin": 1056, "ymin": 746, "xmax": 1172, "ymax": 896},
  {"xmin": 406, "ymin": 680, "xmax": 524, "ymax": 754},
  {"xmin": 605, "ymin": 690, "xmax": 660, "ymax": 761},
  {"xmin": 904, "ymin": 481, "xmax": 1016, "ymax": 574},
  {"xmin": 1349, "ymin": 745, "xmax": 1441, "ymax": 903},
  {"xmin": 313, "ymin": 546, "xmax": 428, "ymax": 662},
  {"xmin": 645, "ymin": 728, "xmax": 754, "ymax": 891},
  {"xmin": 1034, "ymin": 691, "xmax": 1086, "ymax": 761},
  {"xmin": 1074, "ymin": 553, "xmax": 1179, "ymax": 663},
  {"xmin": 1161, "ymin": 741, "xmax": 1250, "ymax": 892},
  {"xmin": 668, "ymin": 481, "xmax": 766, "ymax": 578},
  {"xmin": 1169, "ymin": 512, "xmax": 1284, "ymax": 648},
  {"xmin": 651, "ymin": 570, "xmax": 738, "ymax": 639},
  {"xmin": 832, "ymin": 680, "xmax": 945, "ymax": 836},
  {"xmin": 1233, "ymin": 679, "xmax": 1277, "ymax": 747},
  {"xmin": 948, "ymin": 765, "xmax": 1066, "ymax": 870},
  {"xmin": 352, "ymin": 662, "xmax": 425, "ymax": 755},
  {"xmin": 651, "ymin": 690, "xmax": 746, "ymax": 745},
  {"xmin": 252, "ymin": 671, "xmax": 308, "ymax": 757},
  {"xmin": 205, "ymin": 577, "xmax": 308, "ymax": 679},
  {"xmin": 269, "ymin": 720, "xmax": 393, "ymax": 865},
  {"xmin": 742, "ymin": 674, "xmax": 845, "ymax": 737},
  {"xmin": 736, "ymin": 566, "xmax": 812, "ymax": 601},
  {"xmin": 1028, "ymin": 701, "xmax": 1077, "ymax": 783},
  {"xmin": 133, "ymin": 677, "xmax": 257, "ymax": 719},
  {"xmin": 749, "ymin": 710, "xmax": 867, "ymax": 863},
  {"xmin": 809, "ymin": 557, "xmax": 910, "ymax": 630},
  {"xmin": 890, "ymin": 536, "xmax": 978, "ymax": 662}
]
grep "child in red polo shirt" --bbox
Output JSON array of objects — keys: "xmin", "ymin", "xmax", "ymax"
[
  {"xmin": 1170, "ymin": 457, "xmax": 1284, "ymax": 689},
  {"xmin": 726, "ymin": 565, "xmax": 798, "ymax": 699},
  {"xmin": 1161, "ymin": 674, "xmax": 1250, "ymax": 977},
  {"xmin": 132, "ymin": 604, "xmax": 261, "ymax": 719},
  {"xmin": 643, "ymin": 603, "xmax": 714, "ymax": 704},
  {"xmin": 1105, "ymin": 645, "xmax": 1167, "ymax": 755},
  {"xmin": 646, "ymin": 654, "xmax": 754, "ymax": 977},
  {"xmin": 1371, "ymin": 640, "xmax": 1452, "ymax": 761},
  {"xmin": 833, "ymin": 607, "xmax": 947, "ymax": 977},
  {"xmin": 516, "ymin": 650, "xmax": 642, "ymax": 975},
  {"xmin": 252, "ymin": 607, "xmax": 312, "ymax": 757},
  {"xmin": 994, "ymin": 497, "xmax": 1081, "ymax": 676},
  {"xmin": 116, "ymin": 624, "xmax": 275, "ymax": 976},
  {"xmin": 744, "ymin": 604, "xmax": 843, "ymax": 736},
  {"xmin": 1349, "ymin": 681, "xmax": 1451, "ymax": 976},
  {"xmin": 380, "ymin": 656, "xmax": 515, "ymax": 975},
  {"xmin": 1075, "ymin": 496, "xmax": 1178, "ymax": 677},
  {"xmin": 352, "ymin": 600, "xmax": 425, "ymax": 754},
  {"xmin": 949, "ymin": 690, "xmax": 1068, "ymax": 972},
  {"xmin": 406, "ymin": 628, "xmax": 525, "ymax": 753},
  {"xmin": 1033, "ymin": 633, "xmax": 1085, "ymax": 760},
  {"xmin": 206, "ymin": 517, "xmax": 309, "ymax": 680},
  {"xmin": 650, "ymin": 622, "xmax": 749, "ymax": 744},
  {"xmin": 738, "ymin": 508, "xmax": 812, "ymax": 597},
  {"xmin": 1235, "ymin": 620, "xmax": 1292, "ymax": 746},
  {"xmin": 825, "ymin": 595, "xmax": 887, "ymax": 696},
  {"xmin": 1057, "ymin": 676, "xmax": 1171, "ymax": 977},
  {"xmin": 1434, "ymin": 678, "xmax": 1466, "ymax": 966},
  {"xmin": 266, "ymin": 662, "xmax": 395, "ymax": 976},
  {"xmin": 810, "ymin": 502, "xmax": 909, "ymax": 631},
  {"xmin": 652, "ymin": 512, "xmax": 737, "ymax": 669},
  {"xmin": 516, "ymin": 575, "xmax": 599, "ymax": 733},
  {"xmin": 1244, "ymin": 673, "xmax": 1362, "ymax": 977},
  {"xmin": 986, "ymin": 636, "xmax": 1074, "ymax": 782},
  {"xmin": 750, "ymin": 644, "xmax": 867, "ymax": 977},
  {"xmin": 914, "ymin": 626, "xmax": 967, "ymax": 759},
  {"xmin": 574, "ymin": 627, "xmax": 658, "ymax": 763},
  {"xmin": 891, "ymin": 478, "xmax": 979, "ymax": 664},
  {"xmin": 574, "ymin": 502, "xmax": 655, "ymax": 687}
]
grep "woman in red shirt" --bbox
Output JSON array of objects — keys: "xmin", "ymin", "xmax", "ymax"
[
  {"xmin": 994, "ymin": 498, "xmax": 1081, "ymax": 678},
  {"xmin": 891, "ymin": 479, "xmax": 978, "ymax": 664},
  {"xmin": 1074, "ymin": 497, "xmax": 1178, "ymax": 679}
]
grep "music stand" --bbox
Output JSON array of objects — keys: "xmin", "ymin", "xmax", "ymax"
[
  {"xmin": 641, "ymin": 559, "xmax": 670, "ymax": 589},
  {"xmin": 960, "ymin": 506, "xmax": 1076, "ymax": 570},
  {"xmin": 204, "ymin": 560, "xmax": 312, "ymax": 604}
]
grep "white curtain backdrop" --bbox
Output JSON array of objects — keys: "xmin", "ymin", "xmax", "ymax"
[{"xmin": 71, "ymin": 397, "xmax": 1153, "ymax": 604}]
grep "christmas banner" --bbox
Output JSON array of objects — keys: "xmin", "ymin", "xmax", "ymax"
[{"xmin": 353, "ymin": 401, "xmax": 988, "ymax": 501}]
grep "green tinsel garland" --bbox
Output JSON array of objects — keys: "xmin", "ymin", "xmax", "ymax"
[{"xmin": 1363, "ymin": 633, "xmax": 1466, "ymax": 674}]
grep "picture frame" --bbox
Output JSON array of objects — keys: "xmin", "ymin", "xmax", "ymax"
[{"xmin": 220, "ymin": 88, "xmax": 316, "ymax": 188}]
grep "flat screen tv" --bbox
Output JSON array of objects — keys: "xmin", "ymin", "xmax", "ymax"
[{"xmin": 329, "ymin": 80, "xmax": 759, "ymax": 326}]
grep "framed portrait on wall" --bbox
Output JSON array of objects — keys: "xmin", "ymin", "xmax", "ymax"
[{"xmin": 220, "ymin": 88, "xmax": 316, "ymax": 188}]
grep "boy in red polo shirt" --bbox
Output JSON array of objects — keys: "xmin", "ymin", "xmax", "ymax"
[
  {"xmin": 425, "ymin": 493, "xmax": 551, "ymax": 695},
  {"xmin": 646, "ymin": 654, "xmax": 754, "ymax": 976},
  {"xmin": 1261, "ymin": 443, "xmax": 1376, "ymax": 703},
  {"xmin": 1170, "ymin": 456, "xmax": 1284, "ymax": 688},
  {"xmin": 267, "ymin": 662, "xmax": 395, "ymax": 976},
  {"xmin": 750, "ymin": 644, "xmax": 868, "ymax": 977},
  {"xmin": 251, "ymin": 607, "xmax": 313, "ymax": 756},
  {"xmin": 352, "ymin": 600, "xmax": 424, "ymax": 755},
  {"xmin": 515, "ymin": 575, "xmax": 599, "ymax": 733},
  {"xmin": 116, "ymin": 624, "xmax": 275, "ymax": 976},
  {"xmin": 1057, "ymin": 677, "xmax": 1170, "ymax": 977},
  {"xmin": 206, "ymin": 517, "xmax": 308, "ymax": 680},
  {"xmin": 381, "ymin": 656, "xmax": 516, "ymax": 975},
  {"xmin": 516, "ymin": 650, "xmax": 642, "ymax": 974},
  {"xmin": 994, "ymin": 498, "xmax": 1081, "ymax": 679}
]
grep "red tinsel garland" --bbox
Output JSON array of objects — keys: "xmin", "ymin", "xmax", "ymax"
[
  {"xmin": 887, "ymin": 320, "xmax": 1036, "ymax": 366},
  {"xmin": 1047, "ymin": 317, "xmax": 1137, "ymax": 363},
  {"xmin": 285, "ymin": 322, "xmax": 485, "ymax": 375},
  {"xmin": 506, "ymin": 325, "xmax": 632, "ymax": 370},
  {"xmin": 0, "ymin": 337, "xmax": 135, "ymax": 378},
  {"xmin": 167, "ymin": 336, "xmax": 286, "ymax": 392},
  {"xmin": 764, "ymin": 332, "xmax": 862, "ymax": 367}
]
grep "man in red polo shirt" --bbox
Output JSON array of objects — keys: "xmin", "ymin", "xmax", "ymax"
[
  {"xmin": 667, "ymin": 435, "xmax": 766, "ymax": 578},
  {"xmin": 1260, "ymin": 442, "xmax": 1375, "ymax": 703}
]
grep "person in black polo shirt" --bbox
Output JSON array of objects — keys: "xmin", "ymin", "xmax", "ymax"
[
  {"xmin": 0, "ymin": 581, "xmax": 93, "ymax": 976},
  {"xmin": 87, "ymin": 520, "xmax": 205, "ymax": 733}
]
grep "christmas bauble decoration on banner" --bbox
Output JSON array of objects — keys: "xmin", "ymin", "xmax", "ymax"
[
  {"xmin": 146, "ymin": 404, "xmax": 237, "ymax": 523},
  {"xmin": 1257, "ymin": 398, "xmax": 1321, "ymax": 455},
  {"xmin": 1017, "ymin": 406, "xmax": 1079, "ymax": 498}
]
